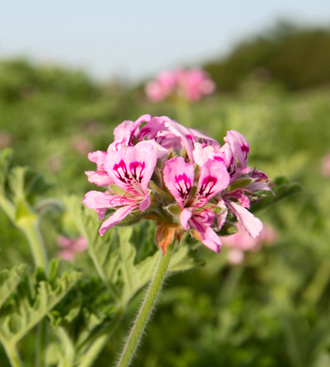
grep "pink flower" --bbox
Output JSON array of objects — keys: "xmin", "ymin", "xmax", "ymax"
[
  {"xmin": 83, "ymin": 143, "xmax": 157, "ymax": 236},
  {"xmin": 145, "ymin": 72, "xmax": 177, "ymax": 101},
  {"xmin": 145, "ymin": 68, "xmax": 215, "ymax": 102},
  {"xmin": 223, "ymin": 224, "xmax": 277, "ymax": 265},
  {"xmin": 176, "ymin": 68, "xmax": 216, "ymax": 101},
  {"xmin": 321, "ymin": 153, "xmax": 330, "ymax": 177},
  {"xmin": 86, "ymin": 150, "xmax": 114, "ymax": 186},
  {"xmin": 108, "ymin": 114, "xmax": 151, "ymax": 151},
  {"xmin": 192, "ymin": 130, "xmax": 271, "ymax": 239},
  {"xmin": 83, "ymin": 114, "xmax": 272, "ymax": 254},
  {"xmin": 163, "ymin": 157, "xmax": 230, "ymax": 252},
  {"xmin": 56, "ymin": 235, "xmax": 88, "ymax": 262}
]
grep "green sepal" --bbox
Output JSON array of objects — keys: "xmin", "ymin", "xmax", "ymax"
[
  {"xmin": 108, "ymin": 185, "xmax": 126, "ymax": 196},
  {"xmin": 165, "ymin": 203, "xmax": 181, "ymax": 217},
  {"xmin": 216, "ymin": 221, "xmax": 238, "ymax": 236},
  {"xmin": 227, "ymin": 178, "xmax": 254, "ymax": 192}
]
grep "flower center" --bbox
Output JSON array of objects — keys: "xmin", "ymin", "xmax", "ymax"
[{"xmin": 113, "ymin": 160, "xmax": 145, "ymax": 189}]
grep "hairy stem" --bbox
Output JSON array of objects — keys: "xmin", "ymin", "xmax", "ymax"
[{"xmin": 116, "ymin": 242, "xmax": 175, "ymax": 367}]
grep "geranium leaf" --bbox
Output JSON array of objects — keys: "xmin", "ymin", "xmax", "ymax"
[
  {"xmin": 0, "ymin": 270, "xmax": 81, "ymax": 344},
  {"xmin": 0, "ymin": 264, "xmax": 27, "ymax": 309}
]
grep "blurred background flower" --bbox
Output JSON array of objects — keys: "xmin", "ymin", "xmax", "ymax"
[
  {"xmin": 223, "ymin": 224, "xmax": 278, "ymax": 265},
  {"xmin": 56, "ymin": 235, "xmax": 88, "ymax": 262}
]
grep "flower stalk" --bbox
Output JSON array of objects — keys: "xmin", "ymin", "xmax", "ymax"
[
  {"xmin": 18, "ymin": 217, "xmax": 48, "ymax": 272},
  {"xmin": 116, "ymin": 242, "xmax": 175, "ymax": 367},
  {"xmin": 2, "ymin": 343, "xmax": 25, "ymax": 367}
]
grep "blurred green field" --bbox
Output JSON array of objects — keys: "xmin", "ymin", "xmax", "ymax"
[{"xmin": 1, "ymin": 57, "xmax": 330, "ymax": 367}]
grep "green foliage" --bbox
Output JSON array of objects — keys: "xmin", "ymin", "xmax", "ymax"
[
  {"xmin": 64, "ymin": 195, "xmax": 203, "ymax": 307},
  {"xmin": 0, "ymin": 265, "xmax": 27, "ymax": 310},
  {"xmin": 251, "ymin": 176, "xmax": 303, "ymax": 213},
  {"xmin": 0, "ymin": 266, "xmax": 81, "ymax": 345},
  {"xmin": 0, "ymin": 149, "xmax": 51, "ymax": 225},
  {"xmin": 204, "ymin": 22, "xmax": 330, "ymax": 92}
]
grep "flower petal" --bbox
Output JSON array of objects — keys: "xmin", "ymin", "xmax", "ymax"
[
  {"xmin": 196, "ymin": 160, "xmax": 230, "ymax": 202},
  {"xmin": 224, "ymin": 130, "xmax": 249, "ymax": 168},
  {"xmin": 163, "ymin": 157, "xmax": 195, "ymax": 208},
  {"xmin": 99, "ymin": 205, "xmax": 136, "ymax": 236},
  {"xmin": 105, "ymin": 144, "xmax": 157, "ymax": 192},
  {"xmin": 190, "ymin": 128, "xmax": 220, "ymax": 148},
  {"xmin": 227, "ymin": 201, "xmax": 263, "ymax": 238},
  {"xmin": 85, "ymin": 170, "xmax": 113, "ymax": 186},
  {"xmin": 82, "ymin": 190, "xmax": 124, "ymax": 219},
  {"xmin": 108, "ymin": 114, "xmax": 151, "ymax": 151},
  {"xmin": 180, "ymin": 208, "xmax": 192, "ymax": 229},
  {"xmin": 139, "ymin": 193, "xmax": 151, "ymax": 211},
  {"xmin": 191, "ymin": 216, "xmax": 221, "ymax": 253}
]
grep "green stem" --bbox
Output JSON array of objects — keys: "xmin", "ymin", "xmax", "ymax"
[
  {"xmin": 35, "ymin": 318, "xmax": 47, "ymax": 367},
  {"xmin": 217, "ymin": 265, "xmax": 243, "ymax": 307},
  {"xmin": 116, "ymin": 242, "xmax": 175, "ymax": 367},
  {"xmin": 56, "ymin": 327, "xmax": 75, "ymax": 367},
  {"xmin": 18, "ymin": 217, "xmax": 48, "ymax": 367},
  {"xmin": 18, "ymin": 218, "xmax": 48, "ymax": 272},
  {"xmin": 174, "ymin": 97, "xmax": 192, "ymax": 126},
  {"xmin": 88, "ymin": 248, "xmax": 120, "ymax": 302},
  {"xmin": 3, "ymin": 343, "xmax": 25, "ymax": 367}
]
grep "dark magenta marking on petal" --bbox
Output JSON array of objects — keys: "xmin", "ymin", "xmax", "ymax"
[
  {"xmin": 113, "ymin": 160, "xmax": 130, "ymax": 183},
  {"xmin": 129, "ymin": 161, "xmax": 145, "ymax": 183},
  {"xmin": 214, "ymin": 156, "xmax": 225, "ymax": 163},
  {"xmin": 186, "ymin": 134, "xmax": 196, "ymax": 142},
  {"xmin": 174, "ymin": 174, "xmax": 192, "ymax": 200},
  {"xmin": 199, "ymin": 176, "xmax": 217, "ymax": 197},
  {"xmin": 241, "ymin": 144, "xmax": 249, "ymax": 158}
]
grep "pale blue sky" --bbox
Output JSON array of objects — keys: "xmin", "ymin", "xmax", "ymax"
[{"xmin": 1, "ymin": 0, "xmax": 330, "ymax": 82}]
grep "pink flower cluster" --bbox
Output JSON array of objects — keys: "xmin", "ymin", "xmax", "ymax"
[
  {"xmin": 56, "ymin": 235, "xmax": 88, "ymax": 262},
  {"xmin": 223, "ymin": 224, "xmax": 277, "ymax": 265},
  {"xmin": 145, "ymin": 68, "xmax": 215, "ymax": 102},
  {"xmin": 321, "ymin": 153, "xmax": 330, "ymax": 177},
  {"xmin": 83, "ymin": 114, "xmax": 272, "ymax": 253}
]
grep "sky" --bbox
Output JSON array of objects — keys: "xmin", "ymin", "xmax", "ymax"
[{"xmin": 0, "ymin": 0, "xmax": 330, "ymax": 83}]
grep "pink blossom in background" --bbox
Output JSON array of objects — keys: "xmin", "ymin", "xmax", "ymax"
[
  {"xmin": 321, "ymin": 153, "xmax": 330, "ymax": 177},
  {"xmin": 145, "ymin": 68, "xmax": 215, "ymax": 102},
  {"xmin": 83, "ymin": 114, "xmax": 272, "ymax": 254},
  {"xmin": 145, "ymin": 72, "xmax": 177, "ymax": 101},
  {"xmin": 0, "ymin": 131, "xmax": 12, "ymax": 148},
  {"xmin": 71, "ymin": 136, "xmax": 93, "ymax": 155},
  {"xmin": 223, "ymin": 224, "xmax": 277, "ymax": 265},
  {"xmin": 56, "ymin": 235, "xmax": 88, "ymax": 262}
]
